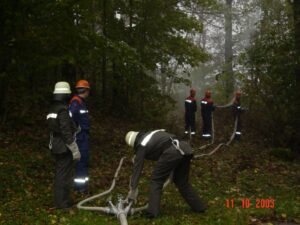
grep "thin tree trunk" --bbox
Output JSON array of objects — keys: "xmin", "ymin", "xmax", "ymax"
[
  {"xmin": 102, "ymin": 0, "xmax": 107, "ymax": 100},
  {"xmin": 294, "ymin": 0, "xmax": 300, "ymax": 87},
  {"xmin": 0, "ymin": 77, "xmax": 10, "ymax": 125},
  {"xmin": 224, "ymin": 0, "xmax": 234, "ymax": 100},
  {"xmin": 293, "ymin": 0, "xmax": 300, "ymax": 153},
  {"xmin": 160, "ymin": 65, "xmax": 167, "ymax": 95},
  {"xmin": 112, "ymin": 60, "xmax": 117, "ymax": 110}
]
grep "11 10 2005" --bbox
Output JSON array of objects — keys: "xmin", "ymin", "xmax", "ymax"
[{"xmin": 225, "ymin": 198, "xmax": 275, "ymax": 209}]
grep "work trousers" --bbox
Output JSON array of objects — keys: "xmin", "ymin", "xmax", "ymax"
[
  {"xmin": 185, "ymin": 114, "xmax": 196, "ymax": 133},
  {"xmin": 202, "ymin": 114, "xmax": 212, "ymax": 136},
  {"xmin": 53, "ymin": 151, "xmax": 73, "ymax": 208},
  {"xmin": 75, "ymin": 131, "xmax": 89, "ymax": 192},
  {"xmin": 147, "ymin": 147, "xmax": 206, "ymax": 217},
  {"xmin": 234, "ymin": 113, "xmax": 242, "ymax": 139}
]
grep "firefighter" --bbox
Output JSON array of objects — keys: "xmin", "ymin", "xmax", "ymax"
[
  {"xmin": 69, "ymin": 80, "xmax": 90, "ymax": 193},
  {"xmin": 233, "ymin": 91, "xmax": 243, "ymax": 140},
  {"xmin": 125, "ymin": 130, "xmax": 207, "ymax": 218},
  {"xmin": 47, "ymin": 81, "xmax": 81, "ymax": 209},
  {"xmin": 184, "ymin": 88, "xmax": 197, "ymax": 135},
  {"xmin": 201, "ymin": 90, "xmax": 215, "ymax": 139}
]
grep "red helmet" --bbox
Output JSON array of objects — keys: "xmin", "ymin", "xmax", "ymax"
[
  {"xmin": 205, "ymin": 90, "xmax": 211, "ymax": 98},
  {"xmin": 190, "ymin": 88, "xmax": 196, "ymax": 97},
  {"xmin": 235, "ymin": 90, "xmax": 241, "ymax": 97},
  {"xmin": 76, "ymin": 80, "xmax": 90, "ymax": 89}
]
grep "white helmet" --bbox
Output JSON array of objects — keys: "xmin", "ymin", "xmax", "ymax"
[
  {"xmin": 53, "ymin": 81, "xmax": 71, "ymax": 94},
  {"xmin": 125, "ymin": 131, "xmax": 139, "ymax": 147}
]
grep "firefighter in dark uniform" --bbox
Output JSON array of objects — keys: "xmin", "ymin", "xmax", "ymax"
[
  {"xmin": 47, "ymin": 81, "xmax": 81, "ymax": 209},
  {"xmin": 184, "ymin": 88, "xmax": 197, "ymax": 135},
  {"xmin": 125, "ymin": 130, "xmax": 207, "ymax": 218},
  {"xmin": 201, "ymin": 90, "xmax": 215, "ymax": 139},
  {"xmin": 232, "ymin": 91, "xmax": 243, "ymax": 140},
  {"xmin": 69, "ymin": 80, "xmax": 90, "ymax": 193}
]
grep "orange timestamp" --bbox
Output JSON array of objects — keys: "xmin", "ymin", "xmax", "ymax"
[{"xmin": 225, "ymin": 198, "xmax": 275, "ymax": 209}]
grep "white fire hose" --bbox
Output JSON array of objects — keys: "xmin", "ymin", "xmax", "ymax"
[
  {"xmin": 195, "ymin": 98, "xmax": 240, "ymax": 159},
  {"xmin": 77, "ymin": 156, "xmax": 171, "ymax": 225},
  {"xmin": 77, "ymin": 157, "xmax": 148, "ymax": 225}
]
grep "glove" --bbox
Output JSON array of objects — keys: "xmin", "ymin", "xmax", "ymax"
[
  {"xmin": 126, "ymin": 188, "xmax": 138, "ymax": 203},
  {"xmin": 66, "ymin": 141, "xmax": 81, "ymax": 161}
]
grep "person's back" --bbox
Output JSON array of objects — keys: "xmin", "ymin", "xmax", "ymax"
[
  {"xmin": 125, "ymin": 130, "xmax": 206, "ymax": 218},
  {"xmin": 200, "ymin": 90, "xmax": 214, "ymax": 138},
  {"xmin": 184, "ymin": 89, "xmax": 197, "ymax": 135},
  {"xmin": 47, "ymin": 82, "xmax": 81, "ymax": 210}
]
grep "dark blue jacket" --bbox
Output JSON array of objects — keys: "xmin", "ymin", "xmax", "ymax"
[
  {"xmin": 69, "ymin": 95, "xmax": 90, "ymax": 131},
  {"xmin": 185, "ymin": 96, "xmax": 197, "ymax": 116}
]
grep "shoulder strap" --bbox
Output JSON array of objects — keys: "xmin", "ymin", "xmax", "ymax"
[
  {"xmin": 70, "ymin": 95, "xmax": 82, "ymax": 105},
  {"xmin": 56, "ymin": 104, "xmax": 68, "ymax": 114}
]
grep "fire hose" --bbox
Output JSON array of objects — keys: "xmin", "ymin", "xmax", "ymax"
[
  {"xmin": 77, "ymin": 157, "xmax": 147, "ymax": 225},
  {"xmin": 77, "ymin": 157, "xmax": 170, "ymax": 225},
  {"xmin": 194, "ymin": 116, "xmax": 238, "ymax": 159},
  {"xmin": 77, "ymin": 100, "xmax": 242, "ymax": 223},
  {"xmin": 194, "ymin": 98, "xmax": 240, "ymax": 159}
]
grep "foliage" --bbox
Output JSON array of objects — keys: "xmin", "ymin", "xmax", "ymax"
[
  {"xmin": 240, "ymin": 0, "xmax": 298, "ymax": 150},
  {"xmin": 0, "ymin": 0, "xmax": 212, "ymax": 124},
  {"xmin": 0, "ymin": 117, "xmax": 299, "ymax": 225}
]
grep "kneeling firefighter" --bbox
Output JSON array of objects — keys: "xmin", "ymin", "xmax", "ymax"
[
  {"xmin": 47, "ymin": 81, "xmax": 81, "ymax": 209},
  {"xmin": 125, "ymin": 130, "xmax": 207, "ymax": 218}
]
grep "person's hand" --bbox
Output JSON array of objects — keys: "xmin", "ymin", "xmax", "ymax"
[
  {"xmin": 126, "ymin": 188, "xmax": 138, "ymax": 204},
  {"xmin": 66, "ymin": 142, "xmax": 81, "ymax": 161}
]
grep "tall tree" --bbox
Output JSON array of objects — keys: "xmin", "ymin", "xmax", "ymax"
[
  {"xmin": 224, "ymin": 0, "xmax": 234, "ymax": 99},
  {"xmin": 294, "ymin": 0, "xmax": 300, "ymax": 87}
]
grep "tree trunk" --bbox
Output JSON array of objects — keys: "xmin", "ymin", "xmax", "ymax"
[
  {"xmin": 293, "ymin": 0, "xmax": 300, "ymax": 153},
  {"xmin": 294, "ymin": 0, "xmax": 300, "ymax": 87},
  {"xmin": 160, "ymin": 65, "xmax": 167, "ymax": 95},
  {"xmin": 102, "ymin": 0, "xmax": 107, "ymax": 100},
  {"xmin": 224, "ymin": 0, "xmax": 234, "ymax": 99},
  {"xmin": 112, "ymin": 60, "xmax": 117, "ymax": 111}
]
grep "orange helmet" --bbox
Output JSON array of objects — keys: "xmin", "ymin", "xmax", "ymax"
[
  {"xmin": 205, "ymin": 90, "xmax": 211, "ymax": 98},
  {"xmin": 76, "ymin": 80, "xmax": 90, "ymax": 89}
]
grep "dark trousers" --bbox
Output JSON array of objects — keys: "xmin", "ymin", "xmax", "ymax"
[
  {"xmin": 53, "ymin": 151, "xmax": 73, "ymax": 208},
  {"xmin": 147, "ymin": 147, "xmax": 206, "ymax": 217},
  {"xmin": 185, "ymin": 114, "xmax": 196, "ymax": 133},
  {"xmin": 75, "ymin": 132, "xmax": 89, "ymax": 192},
  {"xmin": 234, "ymin": 113, "xmax": 242, "ymax": 139},
  {"xmin": 202, "ymin": 114, "xmax": 212, "ymax": 135}
]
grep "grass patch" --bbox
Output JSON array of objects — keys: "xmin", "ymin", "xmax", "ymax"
[{"xmin": 0, "ymin": 123, "xmax": 299, "ymax": 225}]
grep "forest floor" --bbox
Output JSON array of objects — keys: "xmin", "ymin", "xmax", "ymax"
[{"xmin": 0, "ymin": 112, "xmax": 299, "ymax": 225}]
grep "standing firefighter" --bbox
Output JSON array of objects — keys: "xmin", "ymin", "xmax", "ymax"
[
  {"xmin": 125, "ymin": 130, "xmax": 207, "ymax": 218},
  {"xmin": 69, "ymin": 80, "xmax": 91, "ymax": 193},
  {"xmin": 47, "ymin": 82, "xmax": 81, "ymax": 209},
  {"xmin": 201, "ymin": 90, "xmax": 215, "ymax": 139},
  {"xmin": 232, "ymin": 91, "xmax": 243, "ymax": 140},
  {"xmin": 184, "ymin": 88, "xmax": 197, "ymax": 135}
]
